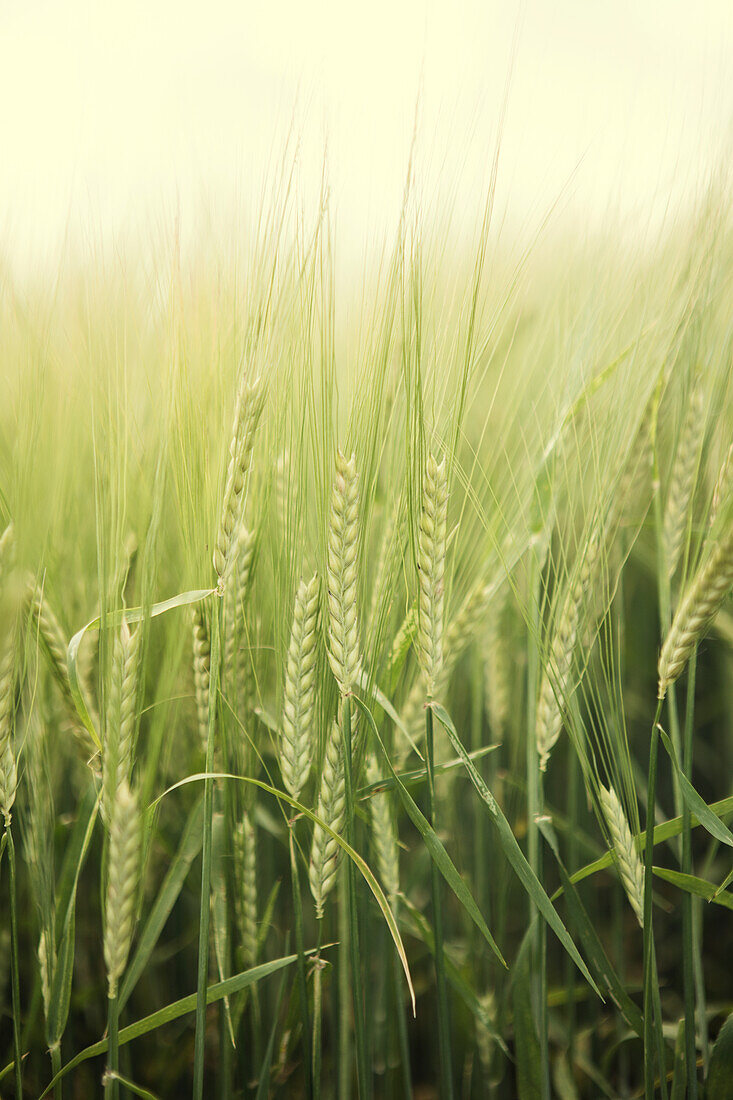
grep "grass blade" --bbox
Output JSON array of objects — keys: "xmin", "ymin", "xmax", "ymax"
[
  {"xmin": 67, "ymin": 588, "xmax": 215, "ymax": 749},
  {"xmin": 40, "ymin": 953, "xmax": 318, "ymax": 1097},
  {"xmin": 431, "ymin": 702, "xmax": 599, "ymax": 994},
  {"xmin": 119, "ymin": 798, "xmax": 204, "ymax": 1011},
  {"xmin": 352, "ymin": 694, "xmax": 507, "ymax": 969},
  {"xmin": 658, "ymin": 727, "xmax": 733, "ymax": 849}
]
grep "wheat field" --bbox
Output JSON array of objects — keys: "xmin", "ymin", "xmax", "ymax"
[{"xmin": 1, "ymin": 190, "xmax": 732, "ymax": 1098}]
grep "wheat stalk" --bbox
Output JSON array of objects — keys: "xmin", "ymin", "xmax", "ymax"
[
  {"xmin": 102, "ymin": 621, "xmax": 140, "ymax": 828},
  {"xmin": 309, "ymin": 717, "xmax": 346, "ymax": 918},
  {"xmin": 658, "ymin": 524, "xmax": 733, "ymax": 697},
  {"xmin": 213, "ymin": 375, "xmax": 266, "ymax": 586},
  {"xmin": 104, "ymin": 781, "xmax": 141, "ymax": 997},
  {"xmin": 599, "ymin": 785, "xmax": 645, "ymax": 927},
  {"xmin": 326, "ymin": 450, "xmax": 361, "ymax": 696},
  {"xmin": 416, "ymin": 454, "xmax": 448, "ymax": 697},
  {"xmin": 663, "ymin": 378, "xmax": 704, "ymax": 579},
  {"xmin": 279, "ymin": 573, "xmax": 319, "ymax": 801}
]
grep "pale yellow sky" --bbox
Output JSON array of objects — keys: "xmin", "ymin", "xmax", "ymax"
[{"xmin": 1, "ymin": 1, "xmax": 731, "ymax": 272}]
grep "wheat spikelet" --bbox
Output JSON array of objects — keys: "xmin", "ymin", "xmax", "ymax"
[
  {"xmin": 710, "ymin": 442, "xmax": 733, "ymax": 527},
  {"xmin": 368, "ymin": 508, "xmax": 396, "ymax": 630},
  {"xmin": 475, "ymin": 990, "xmax": 497, "ymax": 1075},
  {"xmin": 663, "ymin": 378, "xmax": 704, "ymax": 579},
  {"xmin": 0, "ymin": 522, "xmax": 13, "ymax": 565},
  {"xmin": 658, "ymin": 524, "xmax": 733, "ymax": 697},
  {"xmin": 326, "ymin": 450, "xmax": 361, "ymax": 695},
  {"xmin": 213, "ymin": 375, "xmax": 266, "ymax": 585},
  {"xmin": 483, "ymin": 590, "xmax": 510, "ymax": 737},
  {"xmin": 192, "ymin": 606, "xmax": 211, "ymax": 752},
  {"xmin": 223, "ymin": 524, "xmax": 255, "ymax": 695},
  {"xmin": 536, "ymin": 588, "xmax": 580, "ymax": 773},
  {"xmin": 389, "ymin": 606, "xmax": 417, "ymax": 673},
  {"xmin": 104, "ymin": 781, "xmax": 141, "ymax": 997},
  {"xmin": 536, "ymin": 521, "xmax": 603, "ymax": 773},
  {"xmin": 28, "ymin": 583, "xmax": 98, "ymax": 763},
  {"xmin": 443, "ymin": 579, "xmax": 492, "ymax": 670},
  {"xmin": 102, "ymin": 621, "xmax": 140, "ymax": 828},
  {"xmin": 309, "ymin": 718, "xmax": 346, "ymax": 918},
  {"xmin": 416, "ymin": 454, "xmax": 448, "ymax": 697},
  {"xmin": 609, "ymin": 413, "xmax": 653, "ymax": 533},
  {"xmin": 279, "ymin": 573, "xmax": 319, "ymax": 801},
  {"xmin": 234, "ymin": 811, "xmax": 258, "ymax": 968},
  {"xmin": 38, "ymin": 927, "xmax": 53, "ymax": 1019},
  {"xmin": 399, "ymin": 580, "xmax": 492, "ymax": 750},
  {"xmin": 599, "ymin": 785, "xmax": 644, "ymax": 927},
  {"xmin": 366, "ymin": 753, "xmax": 399, "ymax": 904}
]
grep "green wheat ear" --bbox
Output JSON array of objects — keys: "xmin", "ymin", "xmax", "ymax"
[
  {"xmin": 213, "ymin": 374, "xmax": 266, "ymax": 586},
  {"xmin": 658, "ymin": 523, "xmax": 733, "ymax": 697},
  {"xmin": 192, "ymin": 606, "xmax": 211, "ymax": 753},
  {"xmin": 416, "ymin": 453, "xmax": 448, "ymax": 698},
  {"xmin": 599, "ymin": 785, "xmax": 645, "ymax": 927},
  {"xmin": 326, "ymin": 450, "xmax": 361, "ymax": 696},
  {"xmin": 279, "ymin": 572, "xmax": 319, "ymax": 802},
  {"xmin": 309, "ymin": 717, "xmax": 346, "ymax": 919},
  {"xmin": 102, "ymin": 620, "xmax": 140, "ymax": 830},
  {"xmin": 104, "ymin": 780, "xmax": 142, "ymax": 998},
  {"xmin": 663, "ymin": 376, "xmax": 704, "ymax": 579}
]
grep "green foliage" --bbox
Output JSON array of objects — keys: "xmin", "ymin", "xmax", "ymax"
[{"xmin": 1, "ymin": 188, "xmax": 732, "ymax": 1097}]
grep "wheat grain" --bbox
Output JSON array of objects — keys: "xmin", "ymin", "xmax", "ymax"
[
  {"xmin": 483, "ymin": 588, "xmax": 510, "ymax": 737},
  {"xmin": 366, "ymin": 753, "xmax": 399, "ymax": 904},
  {"xmin": 192, "ymin": 606, "xmax": 211, "ymax": 752},
  {"xmin": 663, "ymin": 378, "xmax": 704, "ymax": 579},
  {"xmin": 102, "ymin": 621, "xmax": 140, "ymax": 828},
  {"xmin": 536, "ymin": 591, "xmax": 579, "ymax": 773},
  {"xmin": 213, "ymin": 375, "xmax": 266, "ymax": 585},
  {"xmin": 223, "ymin": 524, "xmax": 255, "ymax": 697},
  {"xmin": 536, "ymin": 523, "xmax": 602, "ymax": 773},
  {"xmin": 416, "ymin": 454, "xmax": 448, "ymax": 697},
  {"xmin": 326, "ymin": 450, "xmax": 361, "ymax": 696},
  {"xmin": 658, "ymin": 524, "xmax": 733, "ymax": 696},
  {"xmin": 280, "ymin": 573, "xmax": 319, "ymax": 801},
  {"xmin": 309, "ymin": 717, "xmax": 346, "ymax": 918},
  {"xmin": 104, "ymin": 781, "xmax": 141, "ymax": 997},
  {"xmin": 234, "ymin": 811, "xmax": 258, "ymax": 968},
  {"xmin": 389, "ymin": 606, "xmax": 417, "ymax": 673},
  {"xmin": 599, "ymin": 785, "xmax": 644, "ymax": 927},
  {"xmin": 710, "ymin": 442, "xmax": 733, "ymax": 527},
  {"xmin": 28, "ymin": 583, "xmax": 98, "ymax": 763}
]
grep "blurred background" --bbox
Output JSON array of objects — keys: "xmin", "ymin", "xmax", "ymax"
[{"xmin": 1, "ymin": 0, "xmax": 732, "ymax": 277}]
